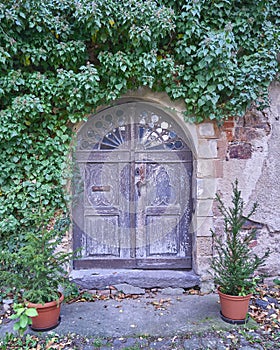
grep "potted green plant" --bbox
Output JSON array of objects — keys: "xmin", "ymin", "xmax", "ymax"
[
  {"xmin": 211, "ymin": 179, "xmax": 270, "ymax": 324},
  {"xmin": 0, "ymin": 209, "xmax": 76, "ymax": 332}
]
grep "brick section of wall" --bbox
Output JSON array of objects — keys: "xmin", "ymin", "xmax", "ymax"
[
  {"xmin": 222, "ymin": 117, "xmax": 235, "ymax": 142},
  {"xmin": 222, "ymin": 110, "xmax": 271, "ymax": 160}
]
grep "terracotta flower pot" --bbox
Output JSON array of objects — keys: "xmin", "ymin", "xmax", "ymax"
[
  {"xmin": 218, "ymin": 288, "xmax": 252, "ymax": 322},
  {"xmin": 27, "ymin": 292, "xmax": 64, "ymax": 331}
]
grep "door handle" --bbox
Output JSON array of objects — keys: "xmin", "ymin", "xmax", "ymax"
[
  {"xmin": 136, "ymin": 180, "xmax": 145, "ymax": 197},
  {"xmin": 135, "ymin": 165, "xmax": 145, "ymax": 181},
  {"xmin": 135, "ymin": 165, "xmax": 146, "ymax": 197}
]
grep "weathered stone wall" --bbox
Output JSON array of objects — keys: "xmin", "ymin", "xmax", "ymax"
[
  {"xmin": 125, "ymin": 85, "xmax": 280, "ymax": 291},
  {"xmin": 212, "ymin": 81, "xmax": 280, "ymax": 287},
  {"xmin": 70, "ymin": 85, "xmax": 280, "ymax": 291}
]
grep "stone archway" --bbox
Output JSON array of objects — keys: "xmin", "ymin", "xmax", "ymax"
[{"xmin": 72, "ymin": 101, "xmax": 194, "ymax": 271}]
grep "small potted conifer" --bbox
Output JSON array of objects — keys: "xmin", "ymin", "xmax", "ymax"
[
  {"xmin": 211, "ymin": 179, "xmax": 270, "ymax": 324},
  {"xmin": 1, "ymin": 209, "xmax": 76, "ymax": 332}
]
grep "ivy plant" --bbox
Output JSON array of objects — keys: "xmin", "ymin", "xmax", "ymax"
[
  {"xmin": 9, "ymin": 303, "xmax": 38, "ymax": 336},
  {"xmin": 0, "ymin": 1, "xmax": 279, "ymax": 253}
]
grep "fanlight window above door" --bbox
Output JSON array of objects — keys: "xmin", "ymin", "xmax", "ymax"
[{"xmin": 77, "ymin": 104, "xmax": 187, "ymax": 151}]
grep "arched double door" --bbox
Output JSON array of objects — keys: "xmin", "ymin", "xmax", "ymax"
[{"xmin": 73, "ymin": 102, "xmax": 193, "ymax": 269}]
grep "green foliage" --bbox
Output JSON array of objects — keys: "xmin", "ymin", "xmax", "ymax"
[
  {"xmin": 0, "ymin": 333, "xmax": 36, "ymax": 349},
  {"xmin": 0, "ymin": 1, "xmax": 279, "ymax": 277},
  {"xmin": 0, "ymin": 1, "xmax": 279, "ymax": 120},
  {"xmin": 211, "ymin": 179, "xmax": 270, "ymax": 296},
  {"xmin": 9, "ymin": 303, "xmax": 38, "ymax": 336},
  {"xmin": 62, "ymin": 281, "xmax": 80, "ymax": 302},
  {"xmin": 0, "ymin": 333, "xmax": 72, "ymax": 349},
  {"xmin": 0, "ymin": 208, "xmax": 78, "ymax": 304}
]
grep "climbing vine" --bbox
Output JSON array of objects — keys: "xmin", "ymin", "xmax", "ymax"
[{"xmin": 0, "ymin": 0, "xmax": 279, "ymax": 245}]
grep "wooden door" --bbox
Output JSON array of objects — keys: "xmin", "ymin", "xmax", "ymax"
[{"xmin": 73, "ymin": 102, "xmax": 193, "ymax": 269}]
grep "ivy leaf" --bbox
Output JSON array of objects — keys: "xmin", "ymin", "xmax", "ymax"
[
  {"xmin": 25, "ymin": 308, "xmax": 38, "ymax": 317},
  {"xmin": 19, "ymin": 314, "xmax": 29, "ymax": 328}
]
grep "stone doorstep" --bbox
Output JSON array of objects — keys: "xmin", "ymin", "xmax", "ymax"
[
  {"xmin": 88, "ymin": 286, "xmax": 187, "ymax": 297},
  {"xmin": 70, "ymin": 269, "xmax": 200, "ymax": 291}
]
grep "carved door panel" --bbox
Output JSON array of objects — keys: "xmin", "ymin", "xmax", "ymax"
[
  {"xmin": 135, "ymin": 158, "xmax": 192, "ymax": 268},
  {"xmin": 73, "ymin": 103, "xmax": 193, "ymax": 269}
]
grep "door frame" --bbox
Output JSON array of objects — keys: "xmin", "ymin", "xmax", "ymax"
[{"xmin": 72, "ymin": 99, "xmax": 196, "ymax": 271}]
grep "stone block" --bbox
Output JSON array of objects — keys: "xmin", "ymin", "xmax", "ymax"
[
  {"xmin": 243, "ymin": 109, "xmax": 270, "ymax": 132},
  {"xmin": 197, "ymin": 178, "xmax": 217, "ymax": 199},
  {"xmin": 197, "ymin": 139, "xmax": 218, "ymax": 158},
  {"xmin": 70, "ymin": 269, "xmax": 200, "ymax": 289},
  {"xmin": 214, "ymin": 159, "xmax": 223, "ymax": 178},
  {"xmin": 196, "ymin": 199, "xmax": 213, "ymax": 217},
  {"xmin": 198, "ymin": 123, "xmax": 216, "ymax": 138},
  {"xmin": 211, "ymin": 218, "xmax": 224, "ymax": 237},
  {"xmin": 194, "ymin": 216, "xmax": 213, "ymax": 237},
  {"xmin": 195, "ymin": 257, "xmax": 212, "ymax": 276},
  {"xmin": 114, "ymin": 283, "xmax": 145, "ymax": 295},
  {"xmin": 235, "ymin": 127, "xmax": 259, "ymax": 142},
  {"xmin": 161, "ymin": 287, "xmax": 185, "ymax": 295},
  {"xmin": 228, "ymin": 142, "xmax": 252, "ymax": 159},
  {"xmin": 217, "ymin": 138, "xmax": 228, "ymax": 159},
  {"xmin": 196, "ymin": 236, "xmax": 213, "ymax": 256},
  {"xmin": 197, "ymin": 159, "xmax": 215, "ymax": 178},
  {"xmin": 96, "ymin": 289, "xmax": 111, "ymax": 297},
  {"xmin": 200, "ymin": 279, "xmax": 215, "ymax": 294}
]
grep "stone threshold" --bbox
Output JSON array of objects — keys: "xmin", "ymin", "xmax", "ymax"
[{"xmin": 70, "ymin": 269, "xmax": 200, "ymax": 291}]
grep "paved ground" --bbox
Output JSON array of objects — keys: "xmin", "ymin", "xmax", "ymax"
[
  {"xmin": 1, "ymin": 290, "xmax": 279, "ymax": 349},
  {"xmin": 1, "ymin": 293, "xmax": 233, "ymax": 336},
  {"xmin": 0, "ymin": 285, "xmax": 280, "ymax": 350},
  {"xmin": 60, "ymin": 293, "xmax": 233, "ymax": 337}
]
